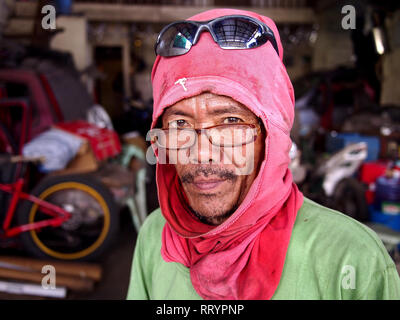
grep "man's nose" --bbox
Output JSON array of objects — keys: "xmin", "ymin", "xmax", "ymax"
[{"xmin": 189, "ymin": 130, "xmax": 219, "ymax": 164}]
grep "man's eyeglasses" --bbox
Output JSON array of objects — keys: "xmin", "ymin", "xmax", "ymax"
[
  {"xmin": 149, "ymin": 123, "xmax": 260, "ymax": 150},
  {"xmin": 155, "ymin": 15, "xmax": 279, "ymax": 57}
]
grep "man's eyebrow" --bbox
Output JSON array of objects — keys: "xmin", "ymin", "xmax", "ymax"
[
  {"xmin": 163, "ymin": 109, "xmax": 193, "ymax": 118},
  {"xmin": 163, "ymin": 104, "xmax": 250, "ymax": 118},
  {"xmin": 207, "ymin": 105, "xmax": 249, "ymax": 115}
]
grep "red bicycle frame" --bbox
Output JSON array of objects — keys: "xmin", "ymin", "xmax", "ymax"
[
  {"xmin": 0, "ymin": 177, "xmax": 71, "ymax": 238},
  {"xmin": 0, "ymin": 98, "xmax": 71, "ymax": 239}
]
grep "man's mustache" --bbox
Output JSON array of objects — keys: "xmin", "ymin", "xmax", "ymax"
[{"xmin": 180, "ymin": 166, "xmax": 238, "ymax": 184}]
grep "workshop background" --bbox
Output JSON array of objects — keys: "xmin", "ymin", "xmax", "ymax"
[{"xmin": 0, "ymin": 0, "xmax": 400, "ymax": 299}]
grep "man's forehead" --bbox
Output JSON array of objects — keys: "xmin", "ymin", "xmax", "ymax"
[{"xmin": 162, "ymin": 92, "xmax": 256, "ymax": 118}]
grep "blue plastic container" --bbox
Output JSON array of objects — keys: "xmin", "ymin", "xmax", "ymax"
[
  {"xmin": 326, "ymin": 133, "xmax": 380, "ymax": 162},
  {"xmin": 53, "ymin": 0, "xmax": 72, "ymax": 15},
  {"xmin": 369, "ymin": 206, "xmax": 400, "ymax": 232},
  {"xmin": 370, "ymin": 175, "xmax": 400, "ymax": 231}
]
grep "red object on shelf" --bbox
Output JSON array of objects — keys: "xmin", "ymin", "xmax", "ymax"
[
  {"xmin": 55, "ymin": 121, "xmax": 121, "ymax": 161},
  {"xmin": 365, "ymin": 190, "xmax": 374, "ymax": 205},
  {"xmin": 360, "ymin": 161, "xmax": 388, "ymax": 205},
  {"xmin": 360, "ymin": 161, "xmax": 388, "ymax": 184}
]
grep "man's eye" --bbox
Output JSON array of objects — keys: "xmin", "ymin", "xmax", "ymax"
[
  {"xmin": 223, "ymin": 117, "xmax": 242, "ymax": 124},
  {"xmin": 169, "ymin": 119, "xmax": 188, "ymax": 128}
]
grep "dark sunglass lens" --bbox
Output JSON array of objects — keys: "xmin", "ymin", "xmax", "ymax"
[
  {"xmin": 156, "ymin": 23, "xmax": 197, "ymax": 57},
  {"xmin": 213, "ymin": 18, "xmax": 268, "ymax": 49}
]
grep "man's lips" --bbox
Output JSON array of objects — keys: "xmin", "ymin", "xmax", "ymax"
[{"xmin": 192, "ymin": 179, "xmax": 226, "ymax": 191}]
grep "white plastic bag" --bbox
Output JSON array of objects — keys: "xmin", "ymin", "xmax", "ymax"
[{"xmin": 23, "ymin": 128, "xmax": 84, "ymax": 172}]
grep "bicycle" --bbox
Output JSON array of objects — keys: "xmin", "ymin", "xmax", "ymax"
[
  {"xmin": 0, "ymin": 154, "xmax": 119, "ymax": 261},
  {"xmin": 0, "ymin": 98, "xmax": 119, "ymax": 261}
]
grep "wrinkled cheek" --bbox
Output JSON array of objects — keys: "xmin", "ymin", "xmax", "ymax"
[{"xmin": 223, "ymin": 143, "xmax": 255, "ymax": 176}]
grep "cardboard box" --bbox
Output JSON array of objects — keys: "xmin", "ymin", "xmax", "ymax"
[{"xmin": 52, "ymin": 140, "xmax": 98, "ymax": 175}]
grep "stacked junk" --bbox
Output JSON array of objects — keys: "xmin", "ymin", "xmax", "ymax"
[
  {"xmin": 290, "ymin": 67, "xmax": 400, "ymax": 257},
  {"xmin": 0, "ymin": 43, "xmax": 149, "ymax": 298}
]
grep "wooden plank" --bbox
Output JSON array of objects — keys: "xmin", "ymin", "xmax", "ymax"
[
  {"xmin": 13, "ymin": 2, "xmax": 315, "ymax": 24},
  {"xmin": 3, "ymin": 18, "xmax": 34, "ymax": 36},
  {"xmin": 0, "ymin": 256, "xmax": 102, "ymax": 282},
  {"xmin": 0, "ymin": 280, "xmax": 67, "ymax": 298},
  {"xmin": 74, "ymin": 4, "xmax": 315, "ymax": 23},
  {"xmin": 14, "ymin": 1, "xmax": 37, "ymax": 18},
  {"xmin": 0, "ymin": 266, "xmax": 94, "ymax": 291}
]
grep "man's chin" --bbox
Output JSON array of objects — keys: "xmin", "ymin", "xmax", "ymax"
[{"xmin": 188, "ymin": 203, "xmax": 238, "ymax": 226}]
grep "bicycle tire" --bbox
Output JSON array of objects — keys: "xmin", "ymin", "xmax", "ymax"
[{"xmin": 17, "ymin": 173, "xmax": 119, "ymax": 261}]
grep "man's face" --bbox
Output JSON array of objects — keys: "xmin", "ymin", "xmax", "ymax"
[{"xmin": 161, "ymin": 92, "xmax": 265, "ymax": 225}]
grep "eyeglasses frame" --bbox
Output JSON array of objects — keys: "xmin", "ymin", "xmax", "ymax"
[{"xmin": 150, "ymin": 122, "xmax": 262, "ymax": 150}]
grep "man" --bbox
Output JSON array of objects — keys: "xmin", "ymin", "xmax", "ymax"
[{"xmin": 127, "ymin": 8, "xmax": 400, "ymax": 300}]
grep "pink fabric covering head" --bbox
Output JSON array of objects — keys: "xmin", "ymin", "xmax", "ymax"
[{"xmin": 150, "ymin": 8, "xmax": 304, "ymax": 300}]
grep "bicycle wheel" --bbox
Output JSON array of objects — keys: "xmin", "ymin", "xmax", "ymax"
[{"xmin": 18, "ymin": 174, "xmax": 119, "ymax": 261}]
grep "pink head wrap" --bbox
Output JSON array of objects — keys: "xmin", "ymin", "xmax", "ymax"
[{"xmin": 150, "ymin": 8, "xmax": 303, "ymax": 300}]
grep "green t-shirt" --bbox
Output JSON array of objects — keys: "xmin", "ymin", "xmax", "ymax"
[{"xmin": 126, "ymin": 197, "xmax": 400, "ymax": 300}]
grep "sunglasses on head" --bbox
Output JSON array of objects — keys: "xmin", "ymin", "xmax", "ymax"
[{"xmin": 155, "ymin": 14, "xmax": 279, "ymax": 57}]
